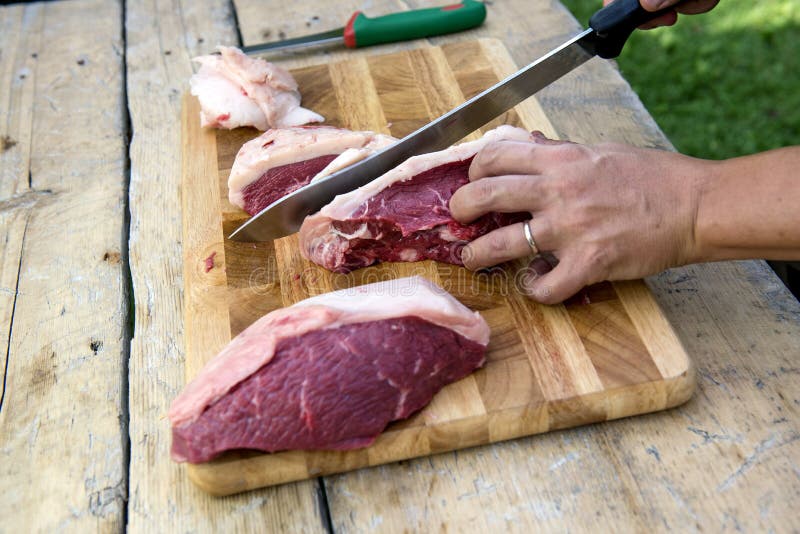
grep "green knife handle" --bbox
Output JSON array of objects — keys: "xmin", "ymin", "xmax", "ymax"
[
  {"xmin": 589, "ymin": 0, "xmax": 678, "ymax": 58},
  {"xmin": 343, "ymin": 0, "xmax": 486, "ymax": 48}
]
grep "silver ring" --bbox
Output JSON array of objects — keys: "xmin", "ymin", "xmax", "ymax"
[{"xmin": 523, "ymin": 219, "xmax": 539, "ymax": 256}]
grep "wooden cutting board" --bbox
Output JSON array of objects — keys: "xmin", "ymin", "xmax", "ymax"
[{"xmin": 180, "ymin": 38, "xmax": 694, "ymax": 496}]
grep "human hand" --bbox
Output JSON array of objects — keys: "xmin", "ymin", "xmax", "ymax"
[
  {"xmin": 604, "ymin": 0, "xmax": 721, "ymax": 29},
  {"xmin": 449, "ymin": 134, "xmax": 711, "ymax": 304}
]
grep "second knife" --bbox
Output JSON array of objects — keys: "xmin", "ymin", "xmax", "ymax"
[{"xmin": 241, "ymin": 0, "xmax": 487, "ymax": 55}]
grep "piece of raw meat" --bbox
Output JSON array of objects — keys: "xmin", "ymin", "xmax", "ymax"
[
  {"xmin": 169, "ymin": 276, "xmax": 489, "ymax": 463},
  {"xmin": 299, "ymin": 126, "xmax": 537, "ymax": 273},
  {"xmin": 190, "ymin": 46, "xmax": 324, "ymax": 130},
  {"xmin": 228, "ymin": 126, "xmax": 396, "ymax": 215}
]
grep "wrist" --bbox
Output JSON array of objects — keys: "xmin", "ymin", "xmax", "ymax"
[
  {"xmin": 682, "ymin": 157, "xmax": 721, "ymax": 265},
  {"xmin": 691, "ymin": 147, "xmax": 800, "ymax": 263}
]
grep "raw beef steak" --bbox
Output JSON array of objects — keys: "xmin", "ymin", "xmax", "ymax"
[
  {"xmin": 299, "ymin": 126, "xmax": 536, "ymax": 273},
  {"xmin": 169, "ymin": 276, "xmax": 489, "ymax": 463},
  {"xmin": 228, "ymin": 126, "xmax": 396, "ymax": 215}
]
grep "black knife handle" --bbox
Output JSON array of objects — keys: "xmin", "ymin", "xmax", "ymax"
[{"xmin": 589, "ymin": 0, "xmax": 675, "ymax": 58}]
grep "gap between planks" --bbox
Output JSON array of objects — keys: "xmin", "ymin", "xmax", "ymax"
[
  {"xmin": 0, "ymin": 217, "xmax": 29, "ymax": 414},
  {"xmin": 120, "ymin": 0, "xmax": 134, "ymax": 529}
]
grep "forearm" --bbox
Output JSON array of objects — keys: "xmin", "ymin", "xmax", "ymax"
[{"xmin": 692, "ymin": 146, "xmax": 800, "ymax": 262}]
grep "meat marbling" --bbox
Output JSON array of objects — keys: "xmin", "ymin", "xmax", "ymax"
[
  {"xmin": 228, "ymin": 126, "xmax": 396, "ymax": 215},
  {"xmin": 169, "ymin": 276, "xmax": 489, "ymax": 463},
  {"xmin": 299, "ymin": 126, "xmax": 537, "ymax": 273},
  {"xmin": 190, "ymin": 46, "xmax": 323, "ymax": 130}
]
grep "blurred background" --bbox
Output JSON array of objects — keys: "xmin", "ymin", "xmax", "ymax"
[{"xmin": 562, "ymin": 0, "xmax": 800, "ymax": 297}]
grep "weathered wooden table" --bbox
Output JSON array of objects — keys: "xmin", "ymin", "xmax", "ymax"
[{"xmin": 1, "ymin": 0, "xmax": 798, "ymax": 531}]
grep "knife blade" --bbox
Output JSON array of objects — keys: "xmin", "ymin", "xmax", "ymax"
[
  {"xmin": 230, "ymin": 0, "xmax": 676, "ymax": 242},
  {"xmin": 241, "ymin": 0, "xmax": 487, "ymax": 55}
]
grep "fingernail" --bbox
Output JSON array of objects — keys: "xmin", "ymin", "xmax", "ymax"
[
  {"xmin": 649, "ymin": 0, "xmax": 672, "ymax": 9},
  {"xmin": 460, "ymin": 244, "xmax": 474, "ymax": 270},
  {"xmin": 530, "ymin": 256, "xmax": 553, "ymax": 276}
]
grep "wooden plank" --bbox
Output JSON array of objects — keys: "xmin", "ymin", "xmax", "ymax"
[
  {"xmin": 328, "ymin": 57, "xmax": 390, "ymax": 133},
  {"xmin": 0, "ymin": 1, "xmax": 128, "ymax": 530},
  {"xmin": 181, "ymin": 95, "xmax": 232, "ymax": 381},
  {"xmin": 405, "ymin": 46, "xmax": 480, "ymax": 142},
  {"xmin": 124, "ymin": 0, "xmax": 326, "ymax": 531},
  {"xmin": 219, "ymin": 0, "xmax": 800, "ymax": 531},
  {"xmin": 0, "ymin": 0, "xmax": 39, "ymax": 427},
  {"xmin": 0, "ymin": 2, "xmax": 39, "ymax": 200},
  {"xmin": 366, "ymin": 52, "xmax": 429, "ymax": 138}
]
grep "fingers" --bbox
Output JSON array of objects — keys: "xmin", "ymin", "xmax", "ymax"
[
  {"xmin": 458, "ymin": 218, "xmax": 594, "ymax": 304},
  {"xmin": 466, "ymin": 238, "xmax": 591, "ymax": 304},
  {"xmin": 455, "ymin": 136, "xmax": 576, "ymax": 223},
  {"xmin": 461, "ymin": 222, "xmax": 531, "ymax": 270},
  {"xmin": 638, "ymin": 0, "xmax": 678, "ymax": 29},
  {"xmin": 640, "ymin": 0, "xmax": 680, "ymax": 10},
  {"xmin": 639, "ymin": 12, "xmax": 677, "ymax": 29},
  {"xmin": 638, "ymin": 0, "xmax": 718, "ymax": 29},
  {"xmin": 469, "ymin": 137, "xmax": 579, "ymax": 182},
  {"xmin": 461, "ymin": 217, "xmax": 553, "ymax": 271},
  {"xmin": 518, "ymin": 255, "xmax": 588, "ymax": 305},
  {"xmin": 641, "ymin": 0, "xmax": 719, "ymax": 14},
  {"xmin": 674, "ymin": 0, "xmax": 720, "ymax": 15},
  {"xmin": 449, "ymin": 174, "xmax": 547, "ymax": 224},
  {"xmin": 461, "ymin": 223, "xmax": 595, "ymax": 304},
  {"xmin": 468, "ymin": 140, "xmax": 545, "ymax": 181}
]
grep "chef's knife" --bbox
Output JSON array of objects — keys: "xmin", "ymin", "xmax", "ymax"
[
  {"xmin": 230, "ymin": 0, "xmax": 678, "ymax": 242},
  {"xmin": 241, "ymin": 1, "xmax": 487, "ymax": 55}
]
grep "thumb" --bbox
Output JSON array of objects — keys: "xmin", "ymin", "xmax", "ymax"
[{"xmin": 517, "ymin": 255, "xmax": 588, "ymax": 304}]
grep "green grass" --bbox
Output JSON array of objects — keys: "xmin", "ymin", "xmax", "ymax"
[{"xmin": 559, "ymin": 0, "xmax": 800, "ymax": 159}]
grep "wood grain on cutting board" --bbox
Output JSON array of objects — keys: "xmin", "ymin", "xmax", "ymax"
[{"xmin": 181, "ymin": 38, "xmax": 695, "ymax": 496}]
